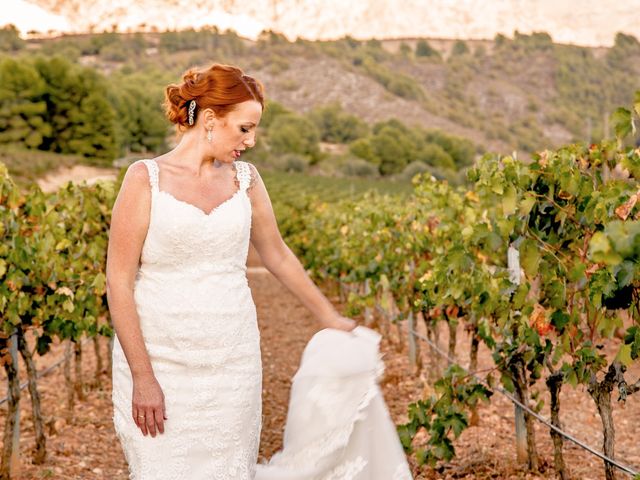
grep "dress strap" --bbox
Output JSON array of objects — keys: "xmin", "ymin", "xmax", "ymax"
[
  {"xmin": 140, "ymin": 159, "xmax": 159, "ymax": 193},
  {"xmin": 235, "ymin": 161, "xmax": 251, "ymax": 192}
]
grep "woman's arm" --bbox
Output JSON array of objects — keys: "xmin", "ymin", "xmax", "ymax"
[
  {"xmin": 106, "ymin": 161, "xmax": 166, "ymax": 437},
  {"xmin": 246, "ymin": 163, "xmax": 355, "ymax": 331}
]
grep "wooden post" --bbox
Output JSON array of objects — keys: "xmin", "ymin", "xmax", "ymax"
[
  {"xmin": 408, "ymin": 310, "xmax": 416, "ymax": 366},
  {"xmin": 363, "ymin": 279, "xmax": 373, "ymax": 327},
  {"xmin": 514, "ymin": 396, "xmax": 528, "ymax": 464},
  {"xmin": 9, "ymin": 332, "xmax": 20, "ymax": 476},
  {"xmin": 339, "ymin": 278, "xmax": 346, "ymax": 303}
]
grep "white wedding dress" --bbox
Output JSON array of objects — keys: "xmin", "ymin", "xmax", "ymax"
[
  {"xmin": 112, "ymin": 159, "xmax": 262, "ymax": 479},
  {"xmin": 111, "ymin": 158, "xmax": 412, "ymax": 480}
]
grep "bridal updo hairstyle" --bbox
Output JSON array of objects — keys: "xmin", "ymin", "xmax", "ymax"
[{"xmin": 164, "ymin": 63, "xmax": 265, "ymax": 131}]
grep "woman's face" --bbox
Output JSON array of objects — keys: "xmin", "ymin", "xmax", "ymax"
[{"xmin": 209, "ymin": 100, "xmax": 262, "ymax": 163}]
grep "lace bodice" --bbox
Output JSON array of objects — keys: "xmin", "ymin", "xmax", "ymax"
[{"xmin": 137, "ymin": 159, "xmax": 253, "ymax": 276}]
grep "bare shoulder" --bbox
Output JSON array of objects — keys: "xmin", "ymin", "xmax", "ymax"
[
  {"xmin": 112, "ymin": 160, "xmax": 153, "ymax": 211},
  {"xmin": 120, "ymin": 160, "xmax": 153, "ymax": 192}
]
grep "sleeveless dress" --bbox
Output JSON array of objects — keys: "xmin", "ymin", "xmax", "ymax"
[{"xmin": 111, "ymin": 159, "xmax": 262, "ymax": 480}]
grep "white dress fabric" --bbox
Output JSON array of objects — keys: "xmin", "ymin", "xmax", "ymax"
[
  {"xmin": 255, "ymin": 326, "xmax": 413, "ymax": 480},
  {"xmin": 111, "ymin": 159, "xmax": 262, "ymax": 480},
  {"xmin": 111, "ymin": 159, "xmax": 412, "ymax": 480}
]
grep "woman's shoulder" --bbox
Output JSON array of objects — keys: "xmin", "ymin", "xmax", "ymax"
[
  {"xmin": 121, "ymin": 159, "xmax": 158, "ymax": 193},
  {"xmin": 237, "ymin": 160, "xmax": 260, "ymax": 192}
]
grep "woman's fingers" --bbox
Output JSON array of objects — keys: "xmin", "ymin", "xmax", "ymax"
[
  {"xmin": 132, "ymin": 405, "xmax": 166, "ymax": 437},
  {"xmin": 145, "ymin": 409, "xmax": 157, "ymax": 437},
  {"xmin": 131, "ymin": 376, "xmax": 166, "ymax": 437},
  {"xmin": 154, "ymin": 407, "xmax": 165, "ymax": 434}
]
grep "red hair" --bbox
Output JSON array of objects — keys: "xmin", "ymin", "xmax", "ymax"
[{"xmin": 164, "ymin": 63, "xmax": 265, "ymax": 131}]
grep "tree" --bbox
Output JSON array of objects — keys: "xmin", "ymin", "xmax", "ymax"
[
  {"xmin": 418, "ymin": 143, "xmax": 455, "ymax": 169},
  {"xmin": 260, "ymin": 100, "xmax": 292, "ymax": 129},
  {"xmin": 349, "ymin": 138, "xmax": 378, "ymax": 165},
  {"xmin": 370, "ymin": 126, "xmax": 413, "ymax": 175},
  {"xmin": 0, "ymin": 58, "xmax": 51, "ymax": 148},
  {"xmin": 423, "ymin": 129, "xmax": 476, "ymax": 166},
  {"xmin": 67, "ymin": 92, "xmax": 117, "ymax": 160},
  {"xmin": 268, "ymin": 114, "xmax": 321, "ymax": 164},
  {"xmin": 399, "ymin": 42, "xmax": 412, "ymax": 58},
  {"xmin": 416, "ymin": 39, "xmax": 440, "ymax": 58},
  {"xmin": 308, "ymin": 102, "xmax": 369, "ymax": 143},
  {"xmin": 32, "ymin": 56, "xmax": 117, "ymax": 161},
  {"xmin": 0, "ymin": 25, "xmax": 25, "ymax": 52},
  {"xmin": 107, "ymin": 76, "xmax": 168, "ymax": 155},
  {"xmin": 450, "ymin": 40, "xmax": 470, "ymax": 57}
]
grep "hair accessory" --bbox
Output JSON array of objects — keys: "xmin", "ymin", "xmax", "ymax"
[{"xmin": 187, "ymin": 99, "xmax": 197, "ymax": 125}]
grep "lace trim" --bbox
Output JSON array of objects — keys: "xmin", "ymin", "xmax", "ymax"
[
  {"xmin": 245, "ymin": 162, "xmax": 258, "ymax": 193},
  {"xmin": 235, "ymin": 160, "xmax": 252, "ymax": 192},
  {"xmin": 140, "ymin": 159, "xmax": 159, "ymax": 192}
]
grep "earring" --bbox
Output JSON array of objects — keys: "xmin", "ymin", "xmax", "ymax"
[{"xmin": 207, "ymin": 128, "xmax": 213, "ymax": 143}]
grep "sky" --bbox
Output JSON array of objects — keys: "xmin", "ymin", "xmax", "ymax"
[{"xmin": 2, "ymin": 0, "xmax": 639, "ymax": 47}]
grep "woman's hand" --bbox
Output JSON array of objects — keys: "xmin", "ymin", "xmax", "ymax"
[
  {"xmin": 322, "ymin": 313, "xmax": 357, "ymax": 332},
  {"xmin": 132, "ymin": 374, "xmax": 167, "ymax": 437}
]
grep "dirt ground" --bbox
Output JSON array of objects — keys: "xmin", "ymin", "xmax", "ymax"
[
  {"xmin": 36, "ymin": 166, "xmax": 118, "ymax": 193},
  {"xmin": 1, "ymin": 258, "xmax": 639, "ymax": 479}
]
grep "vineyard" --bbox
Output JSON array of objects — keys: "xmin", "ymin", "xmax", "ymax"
[{"xmin": 1, "ymin": 94, "xmax": 640, "ymax": 479}]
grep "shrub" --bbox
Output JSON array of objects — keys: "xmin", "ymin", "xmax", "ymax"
[
  {"xmin": 0, "ymin": 25, "xmax": 25, "ymax": 52},
  {"xmin": 450, "ymin": 40, "xmax": 470, "ymax": 57},
  {"xmin": 260, "ymin": 100, "xmax": 292, "ymax": 129},
  {"xmin": 401, "ymin": 160, "xmax": 431, "ymax": 181},
  {"xmin": 267, "ymin": 114, "xmax": 321, "ymax": 163},
  {"xmin": 271, "ymin": 153, "xmax": 311, "ymax": 173},
  {"xmin": 338, "ymin": 156, "xmax": 380, "ymax": 178},
  {"xmin": 419, "ymin": 143, "xmax": 455, "ymax": 169},
  {"xmin": 349, "ymin": 138, "xmax": 378, "ymax": 165},
  {"xmin": 416, "ymin": 39, "xmax": 440, "ymax": 58},
  {"xmin": 308, "ymin": 102, "xmax": 369, "ymax": 143}
]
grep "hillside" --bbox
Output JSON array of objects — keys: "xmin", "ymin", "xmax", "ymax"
[{"xmin": 2, "ymin": 27, "xmax": 640, "ymax": 178}]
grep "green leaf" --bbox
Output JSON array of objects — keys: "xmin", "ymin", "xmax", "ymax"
[
  {"xmin": 615, "ymin": 261, "xmax": 635, "ymax": 287},
  {"xmin": 612, "ymin": 107, "xmax": 634, "ymax": 140},
  {"xmin": 519, "ymin": 192, "xmax": 536, "ymax": 217},
  {"xmin": 568, "ymin": 263, "xmax": 586, "ymax": 283},
  {"xmin": 501, "ymin": 373, "xmax": 516, "ymax": 393},
  {"xmin": 502, "ymin": 185, "xmax": 517, "ymax": 216},
  {"xmin": 551, "ymin": 310, "xmax": 570, "ymax": 332},
  {"xmin": 616, "ymin": 344, "xmax": 633, "ymax": 367},
  {"xmin": 55, "ymin": 239, "xmax": 72, "ymax": 251},
  {"xmin": 588, "ymin": 232, "xmax": 622, "ymax": 265},
  {"xmin": 62, "ymin": 299, "xmax": 75, "ymax": 313},
  {"xmin": 520, "ymin": 239, "xmax": 541, "ymax": 277}
]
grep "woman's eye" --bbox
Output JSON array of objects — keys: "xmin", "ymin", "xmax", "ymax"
[{"xmin": 241, "ymin": 127, "xmax": 250, "ymax": 133}]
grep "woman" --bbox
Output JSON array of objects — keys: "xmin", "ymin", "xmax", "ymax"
[{"xmin": 106, "ymin": 62, "xmax": 355, "ymax": 479}]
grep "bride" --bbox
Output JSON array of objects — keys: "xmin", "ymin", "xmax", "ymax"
[{"xmin": 106, "ymin": 62, "xmax": 411, "ymax": 479}]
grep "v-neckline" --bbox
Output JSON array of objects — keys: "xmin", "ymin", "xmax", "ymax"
[
  {"xmin": 155, "ymin": 188, "xmax": 243, "ymax": 217},
  {"xmin": 151, "ymin": 159, "xmax": 243, "ymax": 217}
]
